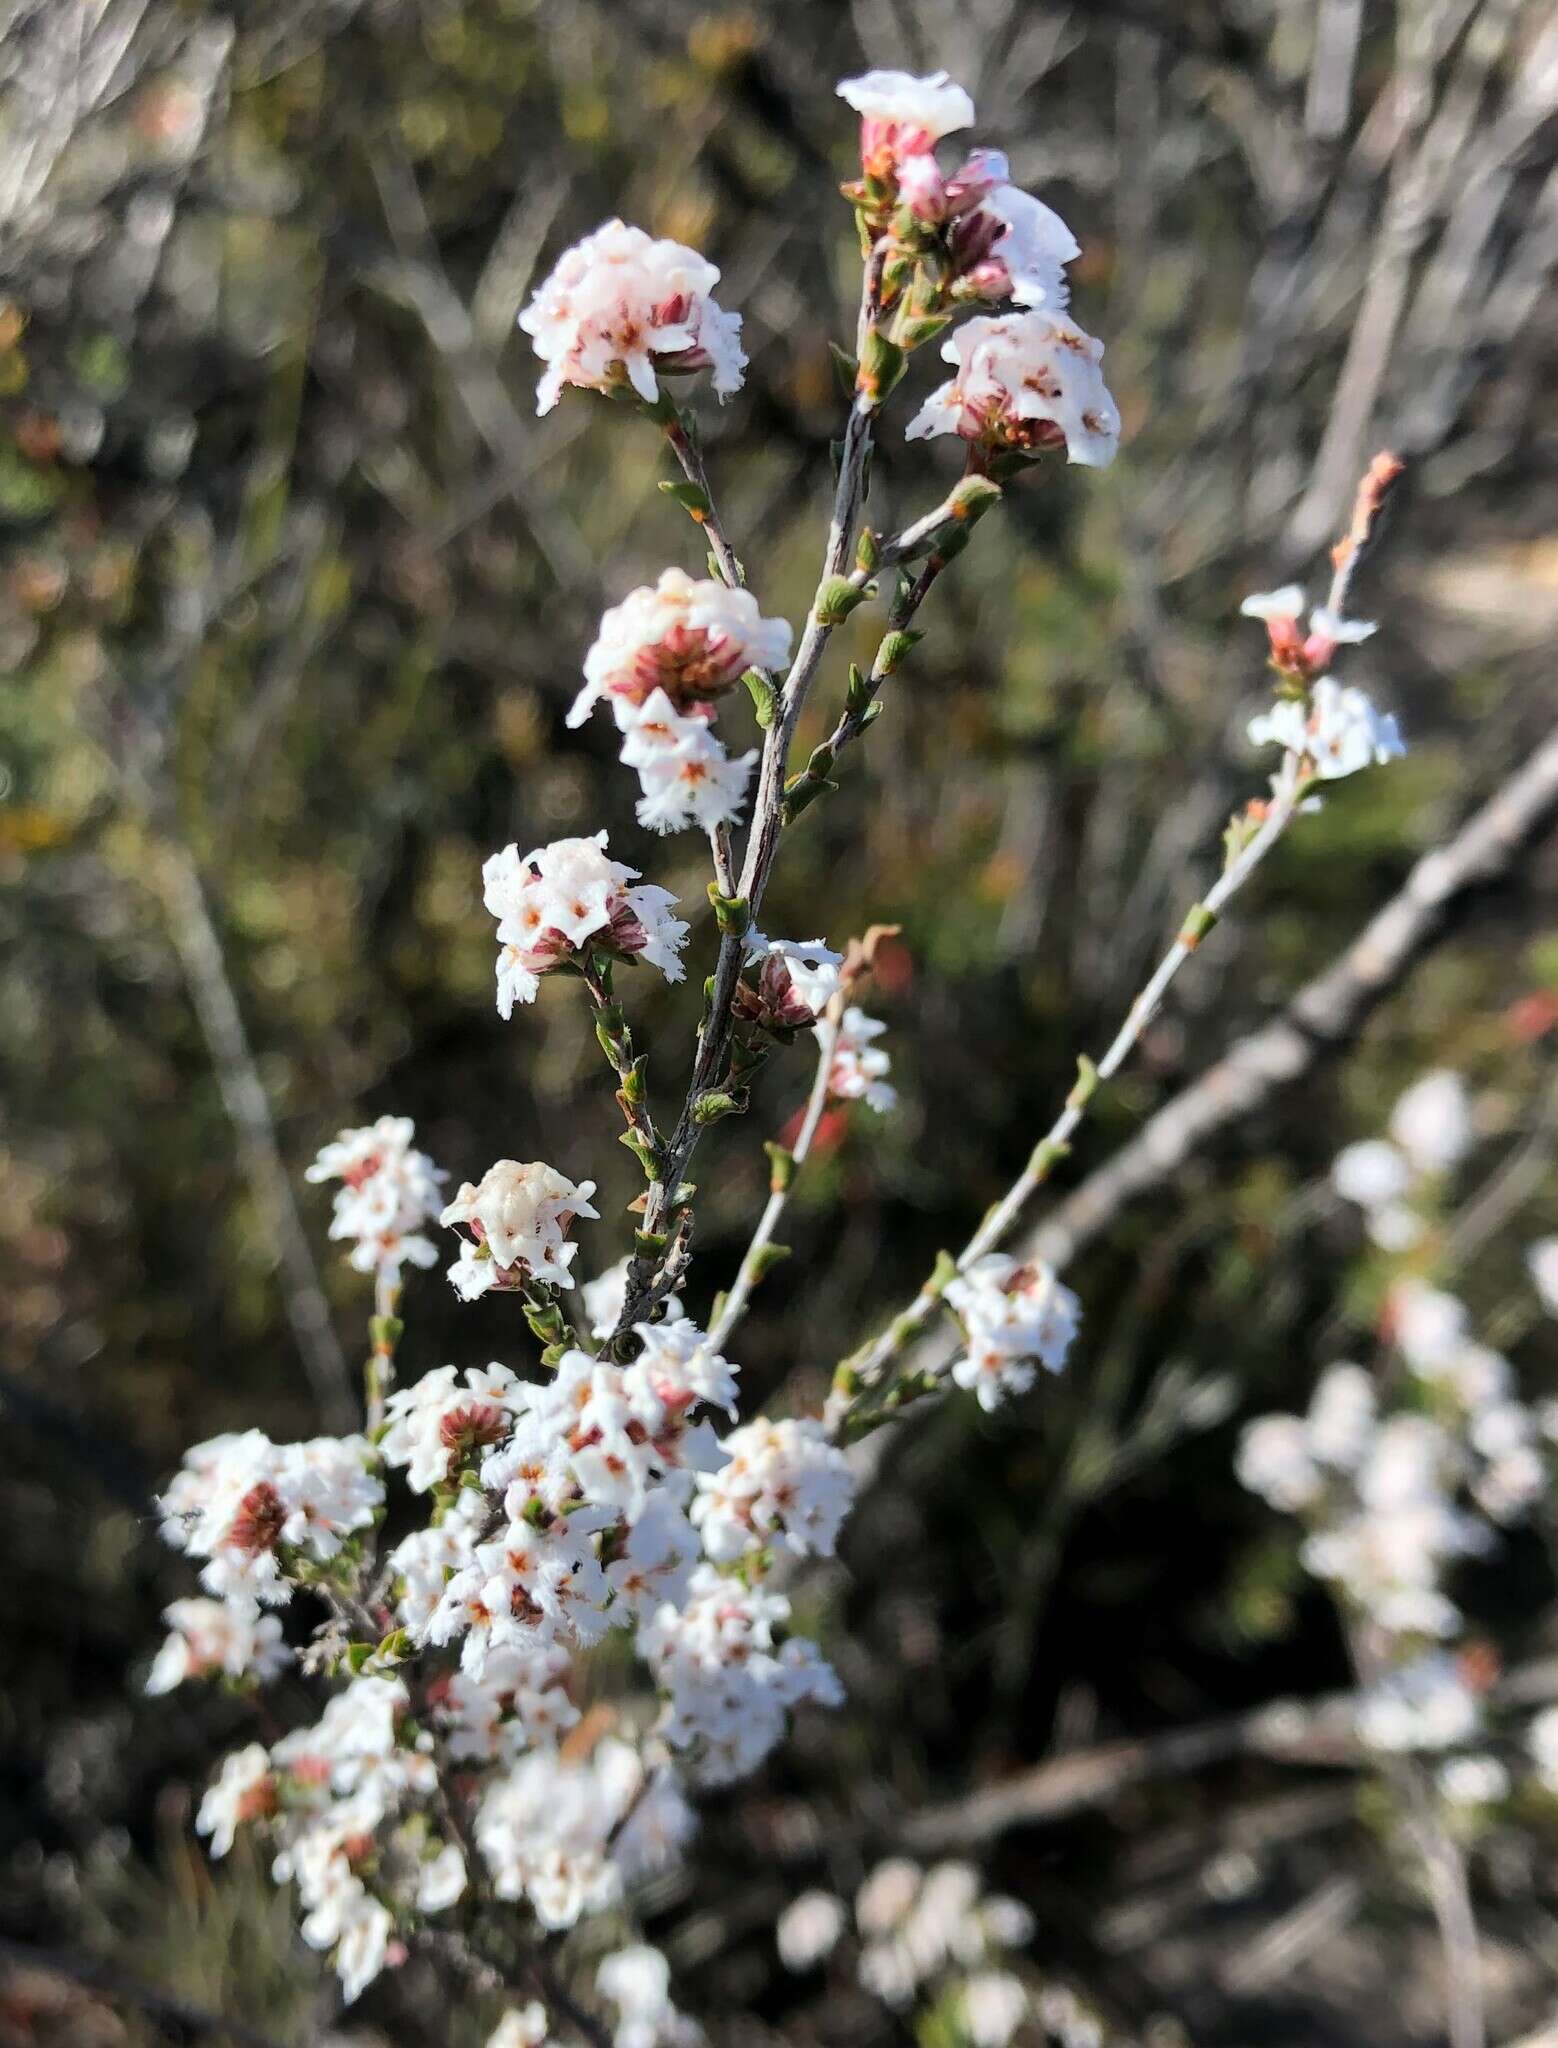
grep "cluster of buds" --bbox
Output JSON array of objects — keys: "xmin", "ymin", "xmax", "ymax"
[
  {"xmin": 519, "ymin": 219, "xmax": 746, "ymax": 415},
  {"xmin": 837, "ymin": 72, "xmax": 1077, "ymax": 317}
]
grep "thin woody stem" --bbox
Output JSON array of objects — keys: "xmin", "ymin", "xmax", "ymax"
[
  {"xmin": 614, "ymin": 267, "xmax": 884, "ymax": 1337},
  {"xmin": 578, "ymin": 955, "xmax": 664, "ymax": 1177},
  {"xmin": 365, "ymin": 1269, "xmax": 403, "ymax": 1435},
  {"xmin": 708, "ymin": 1002, "xmax": 843, "ymax": 1349},
  {"xmin": 828, "ymin": 756, "xmax": 1310, "ymax": 1429}
]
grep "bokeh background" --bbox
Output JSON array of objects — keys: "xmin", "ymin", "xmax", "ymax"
[{"xmin": 2, "ymin": 0, "xmax": 1557, "ymax": 2042}]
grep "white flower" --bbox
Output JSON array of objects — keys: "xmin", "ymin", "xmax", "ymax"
[
  {"xmin": 744, "ymin": 933, "xmax": 844, "ymax": 1021},
  {"xmin": 476, "ymin": 1738, "xmax": 644, "ymax": 1927},
  {"xmin": 1529, "ymin": 1238, "xmax": 1558, "ymax": 1318},
  {"xmin": 610, "ymin": 1764, "xmax": 697, "ymax": 1885},
  {"xmin": 488, "ymin": 2004, "xmax": 551, "ymax": 2048},
  {"xmin": 381, "ymin": 1363, "xmax": 525, "ymax": 1491},
  {"xmin": 945, "ymin": 1254, "xmax": 1082, "ymax": 1410},
  {"xmin": 597, "ymin": 1945, "xmax": 703, "ymax": 2048},
  {"xmin": 440, "ymin": 1160, "xmax": 599, "ymax": 1296},
  {"xmin": 572, "ymin": 569, "xmax": 791, "ymax": 727},
  {"xmin": 606, "ymin": 1490, "xmax": 701, "ymax": 1624},
  {"xmin": 388, "ymin": 1488, "xmax": 487, "ymax": 1633},
  {"xmin": 836, "ymin": 70, "xmax": 975, "ymax": 168},
  {"xmin": 306, "ymin": 1114, "xmax": 445, "ymax": 1282},
  {"xmin": 1437, "ymin": 1753, "xmax": 1510, "ymax": 1807},
  {"xmin": 1357, "ymin": 1653, "xmax": 1481, "ymax": 1752},
  {"xmin": 415, "ymin": 1842, "xmax": 467, "ymax": 1913},
  {"xmin": 625, "ymin": 1316, "xmax": 740, "ymax": 1419},
  {"xmin": 1390, "ymin": 1070, "xmax": 1472, "ymax": 1176},
  {"xmin": 691, "ymin": 1416, "xmax": 855, "ymax": 1563},
  {"xmin": 146, "ymin": 1598, "xmax": 290, "ymax": 1694},
  {"xmin": 777, "ymin": 1890, "xmax": 847, "ymax": 1971},
  {"xmin": 1310, "ymin": 605, "xmax": 1377, "ymax": 645},
  {"xmin": 1247, "ymin": 677, "xmax": 1405, "ymax": 779},
  {"xmin": 196, "ymin": 1744, "xmax": 274, "ymax": 1857},
  {"xmin": 961, "ymin": 1971, "xmax": 1029, "ymax": 2048},
  {"xmin": 1235, "ymin": 1413, "xmax": 1321, "ymax": 1512},
  {"xmin": 1391, "ymin": 1280, "xmax": 1472, "ymax": 1378},
  {"xmin": 824, "ymin": 1006, "xmax": 896, "ymax": 1111},
  {"xmin": 906, "ymin": 311, "xmax": 1120, "ymax": 468},
  {"xmin": 856, "ymin": 1858, "xmax": 922, "ymax": 1937},
  {"xmin": 974, "ymin": 183, "xmax": 1079, "ymax": 309},
  {"xmin": 519, "ymin": 219, "xmax": 745, "ymax": 415},
  {"xmin": 1240, "ymin": 586, "xmax": 1305, "ymax": 623},
  {"xmin": 1332, "ymin": 1138, "xmax": 1411, "ymax": 1212},
  {"xmin": 482, "ymin": 832, "xmax": 689, "ymax": 1015},
  {"xmin": 617, "ymin": 690, "xmax": 757, "ymax": 835},
  {"xmin": 158, "ymin": 1430, "xmax": 382, "ymax": 1607},
  {"xmin": 1529, "ymin": 1705, "xmax": 1558, "ymax": 1792},
  {"xmin": 1305, "ymin": 1363, "xmax": 1377, "ymax": 1470},
  {"xmin": 640, "ymin": 1564, "xmax": 842, "ymax": 1785}
]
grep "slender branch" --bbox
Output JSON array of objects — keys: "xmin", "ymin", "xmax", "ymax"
[
  {"xmin": 1024, "ymin": 724, "xmax": 1558, "ymax": 1273},
  {"xmin": 828, "ymin": 755, "xmax": 1310, "ymax": 1428},
  {"xmin": 708, "ymin": 1002, "xmax": 842, "ymax": 1349},
  {"xmin": 614, "ymin": 267, "xmax": 884, "ymax": 1336}
]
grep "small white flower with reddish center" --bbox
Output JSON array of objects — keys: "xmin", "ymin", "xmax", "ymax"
[
  {"xmin": 571, "ymin": 568, "xmax": 792, "ymax": 728},
  {"xmin": 836, "ymin": 69, "xmax": 975, "ymax": 176},
  {"xmin": 146, "ymin": 1597, "xmax": 291, "ymax": 1694},
  {"xmin": 481, "ymin": 832, "xmax": 689, "ymax": 1015},
  {"xmin": 519, "ymin": 219, "xmax": 746, "ymax": 415},
  {"xmin": 617, "ymin": 690, "xmax": 758, "ymax": 835},
  {"xmin": 823, "ymin": 1006, "xmax": 896, "ymax": 1111},
  {"xmin": 306, "ymin": 1115, "xmax": 445, "ymax": 1282},
  {"xmin": 1247, "ymin": 677, "xmax": 1405, "ymax": 780},
  {"xmin": 380, "ymin": 1363, "xmax": 526, "ymax": 1491},
  {"xmin": 905, "ymin": 312, "xmax": 1120, "ymax": 468},
  {"xmin": 441, "ymin": 1160, "xmax": 599, "ymax": 1299},
  {"xmin": 691, "ymin": 1415, "xmax": 855, "ymax": 1563},
  {"xmin": 1241, "ymin": 584, "xmax": 1376, "ymax": 675},
  {"xmin": 945, "ymin": 1254, "xmax": 1082, "ymax": 1411}
]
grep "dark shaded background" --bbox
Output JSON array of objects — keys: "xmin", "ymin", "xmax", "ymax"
[{"xmin": 2, "ymin": 1, "xmax": 1556, "ymax": 2041}]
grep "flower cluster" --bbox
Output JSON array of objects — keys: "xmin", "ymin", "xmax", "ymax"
[
  {"xmin": 944, "ymin": 1254, "xmax": 1083, "ymax": 1412},
  {"xmin": 306, "ymin": 1115, "xmax": 446, "ymax": 1283},
  {"xmin": 569, "ymin": 569, "xmax": 792, "ymax": 834},
  {"xmin": 198, "ymin": 1674, "xmax": 467, "ymax": 2002},
  {"xmin": 837, "ymin": 72, "xmax": 1079, "ymax": 314},
  {"xmin": 640, "ymin": 1564, "xmax": 843, "ymax": 1785},
  {"xmin": 441, "ymin": 1159, "xmax": 600, "ymax": 1300},
  {"xmin": 158, "ymin": 1428, "xmax": 382, "ymax": 1608},
  {"xmin": 822, "ymin": 1005, "xmax": 896, "ymax": 1111},
  {"xmin": 690, "ymin": 1415, "xmax": 854, "ymax": 1562},
  {"xmin": 1332, "ymin": 1067, "xmax": 1473, "ymax": 1252},
  {"xmin": 778, "ymin": 1855, "xmax": 1052, "ymax": 2048},
  {"xmin": 907, "ymin": 312, "xmax": 1121, "ymax": 468},
  {"xmin": 146, "ymin": 1596, "xmax": 290, "ymax": 1695},
  {"xmin": 1238, "ymin": 1075, "xmax": 1558, "ymax": 1758},
  {"xmin": 482, "ymin": 833, "xmax": 688, "ymax": 1015},
  {"xmin": 1242, "ymin": 582, "xmax": 1404, "ymax": 785},
  {"xmin": 519, "ymin": 219, "xmax": 746, "ymax": 414}
]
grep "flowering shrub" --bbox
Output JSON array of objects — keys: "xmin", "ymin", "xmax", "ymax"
[{"xmin": 147, "ymin": 62, "xmax": 1427, "ymax": 2044}]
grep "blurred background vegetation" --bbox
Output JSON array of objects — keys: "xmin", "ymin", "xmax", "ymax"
[{"xmin": 1, "ymin": 0, "xmax": 1556, "ymax": 2042}]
